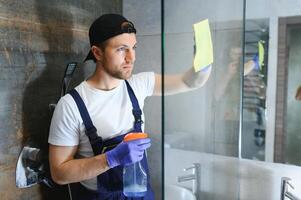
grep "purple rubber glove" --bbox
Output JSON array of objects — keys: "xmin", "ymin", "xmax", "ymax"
[{"xmin": 105, "ymin": 138, "xmax": 151, "ymax": 168}]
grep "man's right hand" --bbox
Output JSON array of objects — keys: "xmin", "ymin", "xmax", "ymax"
[{"xmin": 105, "ymin": 138, "xmax": 151, "ymax": 168}]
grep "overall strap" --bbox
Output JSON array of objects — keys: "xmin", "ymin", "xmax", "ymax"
[
  {"xmin": 125, "ymin": 80, "xmax": 143, "ymax": 132},
  {"xmin": 69, "ymin": 89, "xmax": 103, "ymax": 155}
]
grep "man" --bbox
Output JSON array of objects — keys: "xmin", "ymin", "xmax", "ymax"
[{"xmin": 48, "ymin": 14, "xmax": 211, "ymax": 200}]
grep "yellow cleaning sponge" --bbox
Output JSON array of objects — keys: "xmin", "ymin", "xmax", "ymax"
[{"xmin": 193, "ymin": 19, "xmax": 214, "ymax": 72}]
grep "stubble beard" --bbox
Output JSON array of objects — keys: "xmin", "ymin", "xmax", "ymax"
[{"xmin": 103, "ymin": 64, "xmax": 133, "ymax": 80}]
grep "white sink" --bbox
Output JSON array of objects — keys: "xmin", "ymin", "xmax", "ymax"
[{"xmin": 165, "ymin": 184, "xmax": 196, "ymax": 200}]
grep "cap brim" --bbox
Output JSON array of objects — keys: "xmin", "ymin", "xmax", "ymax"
[{"xmin": 84, "ymin": 50, "xmax": 94, "ymax": 62}]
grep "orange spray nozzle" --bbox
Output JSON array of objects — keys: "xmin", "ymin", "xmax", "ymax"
[{"xmin": 124, "ymin": 132, "xmax": 148, "ymax": 142}]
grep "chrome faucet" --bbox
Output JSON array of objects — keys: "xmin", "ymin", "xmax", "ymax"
[
  {"xmin": 281, "ymin": 177, "xmax": 301, "ymax": 200},
  {"xmin": 177, "ymin": 163, "xmax": 201, "ymax": 199}
]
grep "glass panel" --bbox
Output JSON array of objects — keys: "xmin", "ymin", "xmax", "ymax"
[{"xmin": 163, "ymin": 0, "xmax": 245, "ymax": 199}]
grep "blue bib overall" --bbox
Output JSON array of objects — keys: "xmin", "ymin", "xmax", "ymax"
[{"xmin": 68, "ymin": 80, "xmax": 154, "ymax": 200}]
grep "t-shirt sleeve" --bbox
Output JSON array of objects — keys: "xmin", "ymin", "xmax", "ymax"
[
  {"xmin": 129, "ymin": 72, "xmax": 155, "ymax": 99},
  {"xmin": 48, "ymin": 96, "xmax": 80, "ymax": 146}
]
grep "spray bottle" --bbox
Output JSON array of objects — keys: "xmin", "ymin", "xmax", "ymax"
[{"xmin": 123, "ymin": 132, "xmax": 148, "ymax": 197}]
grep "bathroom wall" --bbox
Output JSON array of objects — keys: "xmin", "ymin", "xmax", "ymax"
[
  {"xmin": 122, "ymin": 1, "xmax": 162, "ymax": 199},
  {"xmin": 0, "ymin": 1, "xmax": 122, "ymax": 199}
]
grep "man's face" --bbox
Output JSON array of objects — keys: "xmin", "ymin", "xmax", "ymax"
[{"xmin": 101, "ymin": 33, "xmax": 137, "ymax": 80}]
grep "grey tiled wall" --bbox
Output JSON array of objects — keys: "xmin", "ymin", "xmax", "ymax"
[{"xmin": 0, "ymin": 1, "xmax": 122, "ymax": 199}]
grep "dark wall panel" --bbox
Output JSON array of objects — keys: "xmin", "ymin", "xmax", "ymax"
[{"xmin": 0, "ymin": 1, "xmax": 122, "ymax": 199}]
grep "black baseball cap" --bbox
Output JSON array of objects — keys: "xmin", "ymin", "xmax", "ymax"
[{"xmin": 84, "ymin": 14, "xmax": 137, "ymax": 62}]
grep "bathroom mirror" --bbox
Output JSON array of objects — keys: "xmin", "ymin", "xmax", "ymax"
[{"xmin": 241, "ymin": 0, "xmax": 301, "ymax": 166}]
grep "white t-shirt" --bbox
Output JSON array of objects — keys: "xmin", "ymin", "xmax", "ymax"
[{"xmin": 48, "ymin": 72, "xmax": 155, "ymax": 190}]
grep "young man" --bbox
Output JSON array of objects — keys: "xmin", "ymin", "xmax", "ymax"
[{"xmin": 48, "ymin": 14, "xmax": 211, "ymax": 200}]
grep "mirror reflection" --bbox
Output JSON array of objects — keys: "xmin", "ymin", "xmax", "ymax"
[{"xmin": 242, "ymin": 1, "xmax": 301, "ymax": 166}]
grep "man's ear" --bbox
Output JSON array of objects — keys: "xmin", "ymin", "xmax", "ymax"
[{"xmin": 91, "ymin": 46, "xmax": 103, "ymax": 62}]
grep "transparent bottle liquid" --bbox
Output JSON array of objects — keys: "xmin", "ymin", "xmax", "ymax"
[{"xmin": 123, "ymin": 159, "xmax": 147, "ymax": 197}]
